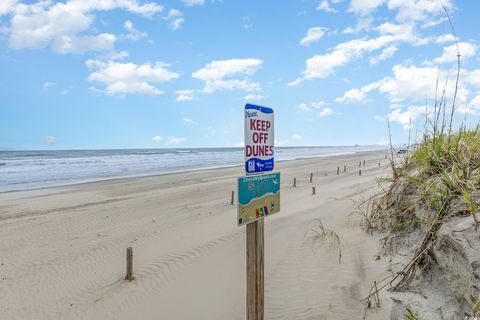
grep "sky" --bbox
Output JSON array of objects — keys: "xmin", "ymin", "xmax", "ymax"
[{"xmin": 0, "ymin": 0, "xmax": 479, "ymax": 150}]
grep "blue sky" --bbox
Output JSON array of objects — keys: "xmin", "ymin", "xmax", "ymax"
[{"xmin": 0, "ymin": 0, "xmax": 479, "ymax": 149}]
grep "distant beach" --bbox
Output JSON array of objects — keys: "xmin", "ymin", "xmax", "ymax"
[{"xmin": 0, "ymin": 146, "xmax": 387, "ymax": 192}]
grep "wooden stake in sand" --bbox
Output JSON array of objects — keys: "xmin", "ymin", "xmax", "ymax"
[
  {"xmin": 337, "ymin": 167, "xmax": 339, "ymax": 175},
  {"xmin": 312, "ymin": 187, "xmax": 316, "ymax": 195},
  {"xmin": 359, "ymin": 169, "xmax": 362, "ymax": 176},
  {"xmin": 363, "ymin": 160, "xmax": 366, "ymax": 166},
  {"xmin": 293, "ymin": 178, "xmax": 296, "ymax": 187},
  {"xmin": 246, "ymin": 220, "xmax": 264, "ymax": 320},
  {"xmin": 344, "ymin": 165, "xmax": 346, "ymax": 173},
  {"xmin": 125, "ymin": 247, "xmax": 134, "ymax": 281},
  {"xmin": 231, "ymin": 191, "xmax": 235, "ymax": 205},
  {"xmin": 310, "ymin": 172, "xmax": 313, "ymax": 183},
  {"xmin": 359, "ymin": 161, "xmax": 361, "ymax": 168}
]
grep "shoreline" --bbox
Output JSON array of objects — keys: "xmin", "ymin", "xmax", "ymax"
[{"xmin": 0, "ymin": 149, "xmax": 387, "ymax": 194}]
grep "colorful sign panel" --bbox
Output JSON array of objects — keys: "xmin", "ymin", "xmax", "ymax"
[
  {"xmin": 237, "ymin": 172, "xmax": 280, "ymax": 226},
  {"xmin": 244, "ymin": 104, "xmax": 274, "ymax": 174}
]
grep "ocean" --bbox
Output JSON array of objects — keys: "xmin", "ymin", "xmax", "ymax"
[{"xmin": 0, "ymin": 146, "xmax": 387, "ymax": 192}]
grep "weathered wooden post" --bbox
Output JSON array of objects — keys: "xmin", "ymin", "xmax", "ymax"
[
  {"xmin": 312, "ymin": 186, "xmax": 316, "ymax": 195},
  {"xmin": 378, "ymin": 162, "xmax": 380, "ymax": 167},
  {"xmin": 359, "ymin": 161, "xmax": 361, "ymax": 168},
  {"xmin": 359, "ymin": 169, "xmax": 362, "ymax": 176},
  {"xmin": 337, "ymin": 167, "xmax": 339, "ymax": 175},
  {"xmin": 231, "ymin": 191, "xmax": 235, "ymax": 205},
  {"xmin": 293, "ymin": 178, "xmax": 296, "ymax": 187},
  {"xmin": 363, "ymin": 160, "xmax": 366, "ymax": 166},
  {"xmin": 344, "ymin": 165, "xmax": 346, "ymax": 173},
  {"xmin": 310, "ymin": 172, "xmax": 313, "ymax": 183},
  {"xmin": 247, "ymin": 220, "xmax": 264, "ymax": 320},
  {"xmin": 125, "ymin": 247, "xmax": 134, "ymax": 281}
]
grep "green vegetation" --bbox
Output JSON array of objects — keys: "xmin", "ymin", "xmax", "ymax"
[{"xmin": 405, "ymin": 307, "xmax": 419, "ymax": 320}]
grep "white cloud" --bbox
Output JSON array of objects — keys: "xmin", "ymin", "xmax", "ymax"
[
  {"xmin": 436, "ymin": 34, "xmax": 456, "ymax": 43},
  {"xmin": 244, "ymin": 94, "xmax": 263, "ymax": 100},
  {"xmin": 289, "ymin": 26, "xmax": 417, "ymax": 86},
  {"xmin": 109, "ymin": 50, "xmax": 130, "ymax": 60},
  {"xmin": 152, "ymin": 135, "xmax": 162, "ymax": 142},
  {"xmin": 176, "ymin": 89, "xmax": 196, "ymax": 101},
  {"xmin": 292, "ymin": 134, "xmax": 303, "ymax": 142},
  {"xmin": 42, "ymin": 135, "xmax": 57, "ymax": 145},
  {"xmin": 165, "ymin": 136, "xmax": 186, "ymax": 146},
  {"xmin": 349, "ymin": 0, "xmax": 385, "ymax": 16},
  {"xmin": 193, "ymin": 58, "xmax": 263, "ymax": 93},
  {"xmin": 317, "ymin": 0, "xmax": 337, "ymax": 13},
  {"xmin": 387, "ymin": 0, "xmax": 453, "ymax": 23},
  {"xmin": 42, "ymin": 81, "xmax": 55, "ymax": 91},
  {"xmin": 295, "ymin": 100, "xmax": 325, "ymax": 112},
  {"xmin": 335, "ymin": 81, "xmax": 381, "ymax": 103},
  {"xmin": 5, "ymin": 0, "xmax": 162, "ymax": 53},
  {"xmin": 318, "ymin": 107, "xmax": 333, "ymax": 117},
  {"xmin": 384, "ymin": 106, "xmax": 425, "ymax": 129},
  {"xmin": 53, "ymin": 33, "xmax": 116, "ymax": 54},
  {"xmin": 433, "ymin": 42, "xmax": 476, "ymax": 64},
  {"xmin": 369, "ymin": 45, "xmax": 398, "ymax": 65},
  {"xmin": 335, "ymin": 88, "xmax": 366, "ymax": 104},
  {"xmin": 182, "ymin": 117, "xmax": 194, "ymax": 125},
  {"xmin": 300, "ymin": 27, "xmax": 326, "ymax": 46},
  {"xmin": 123, "ymin": 20, "xmax": 147, "ymax": 40},
  {"xmin": 0, "ymin": 0, "xmax": 17, "ymax": 16},
  {"xmin": 86, "ymin": 59, "xmax": 179, "ymax": 96},
  {"xmin": 165, "ymin": 9, "xmax": 183, "ymax": 30},
  {"xmin": 61, "ymin": 89, "xmax": 68, "ymax": 95}
]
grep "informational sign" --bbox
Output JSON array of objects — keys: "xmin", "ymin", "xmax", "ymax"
[
  {"xmin": 237, "ymin": 172, "xmax": 280, "ymax": 226},
  {"xmin": 244, "ymin": 104, "xmax": 274, "ymax": 174}
]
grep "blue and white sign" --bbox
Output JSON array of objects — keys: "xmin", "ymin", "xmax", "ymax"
[{"xmin": 244, "ymin": 103, "xmax": 274, "ymax": 174}]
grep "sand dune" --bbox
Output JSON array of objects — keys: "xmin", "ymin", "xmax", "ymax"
[{"xmin": 0, "ymin": 151, "xmax": 393, "ymax": 319}]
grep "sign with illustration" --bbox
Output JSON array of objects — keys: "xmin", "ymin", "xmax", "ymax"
[
  {"xmin": 244, "ymin": 103, "xmax": 274, "ymax": 174},
  {"xmin": 237, "ymin": 172, "xmax": 280, "ymax": 226}
]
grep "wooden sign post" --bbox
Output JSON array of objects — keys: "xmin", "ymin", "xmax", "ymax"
[
  {"xmin": 241, "ymin": 103, "xmax": 278, "ymax": 320},
  {"xmin": 246, "ymin": 219, "xmax": 264, "ymax": 320}
]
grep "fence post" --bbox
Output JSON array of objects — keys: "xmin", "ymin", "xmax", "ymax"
[
  {"xmin": 344, "ymin": 165, "xmax": 346, "ymax": 173},
  {"xmin": 293, "ymin": 178, "xmax": 296, "ymax": 187},
  {"xmin": 359, "ymin": 169, "xmax": 362, "ymax": 176},
  {"xmin": 312, "ymin": 187, "xmax": 316, "ymax": 195},
  {"xmin": 310, "ymin": 172, "xmax": 313, "ymax": 183},
  {"xmin": 231, "ymin": 191, "xmax": 235, "ymax": 205},
  {"xmin": 125, "ymin": 247, "xmax": 134, "ymax": 281}
]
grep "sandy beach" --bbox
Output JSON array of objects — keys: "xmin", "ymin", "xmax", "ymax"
[{"xmin": 0, "ymin": 151, "xmax": 393, "ymax": 320}]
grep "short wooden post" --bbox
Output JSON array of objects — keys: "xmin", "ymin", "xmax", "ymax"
[
  {"xmin": 359, "ymin": 169, "xmax": 362, "ymax": 176},
  {"xmin": 312, "ymin": 187, "xmax": 316, "ymax": 195},
  {"xmin": 344, "ymin": 165, "xmax": 346, "ymax": 173},
  {"xmin": 337, "ymin": 167, "xmax": 339, "ymax": 175},
  {"xmin": 125, "ymin": 247, "xmax": 134, "ymax": 281},
  {"xmin": 246, "ymin": 220, "xmax": 264, "ymax": 320},
  {"xmin": 378, "ymin": 162, "xmax": 380, "ymax": 167},
  {"xmin": 359, "ymin": 161, "xmax": 361, "ymax": 168},
  {"xmin": 363, "ymin": 160, "xmax": 366, "ymax": 166},
  {"xmin": 309, "ymin": 172, "xmax": 313, "ymax": 183},
  {"xmin": 293, "ymin": 178, "xmax": 296, "ymax": 187},
  {"xmin": 231, "ymin": 191, "xmax": 235, "ymax": 205}
]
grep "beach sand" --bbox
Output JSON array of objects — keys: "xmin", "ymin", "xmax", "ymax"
[{"xmin": 0, "ymin": 151, "xmax": 393, "ymax": 320}]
